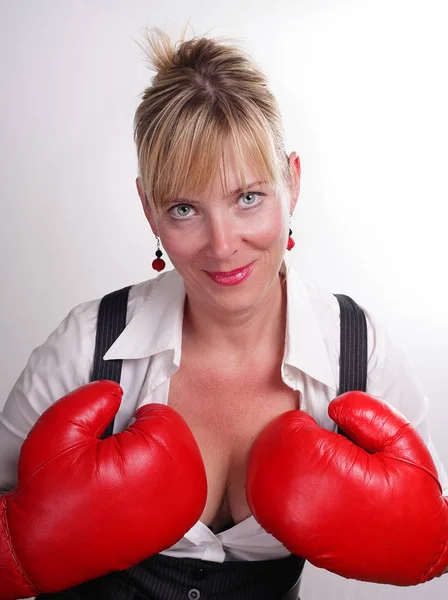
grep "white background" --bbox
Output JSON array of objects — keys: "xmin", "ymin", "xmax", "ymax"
[{"xmin": 1, "ymin": 1, "xmax": 447, "ymax": 598}]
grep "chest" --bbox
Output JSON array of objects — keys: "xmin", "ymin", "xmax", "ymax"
[{"xmin": 167, "ymin": 360, "xmax": 301, "ymax": 531}]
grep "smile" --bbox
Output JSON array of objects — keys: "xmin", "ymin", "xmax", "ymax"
[{"xmin": 204, "ymin": 262, "xmax": 255, "ymax": 286}]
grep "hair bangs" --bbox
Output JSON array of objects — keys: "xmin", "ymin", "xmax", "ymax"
[{"xmin": 144, "ymin": 102, "xmax": 284, "ymax": 215}]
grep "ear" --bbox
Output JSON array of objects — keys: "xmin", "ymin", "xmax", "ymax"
[
  {"xmin": 287, "ymin": 152, "xmax": 301, "ymax": 215},
  {"xmin": 136, "ymin": 177, "xmax": 158, "ymax": 236}
]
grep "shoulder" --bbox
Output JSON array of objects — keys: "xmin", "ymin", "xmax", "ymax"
[
  {"xmin": 0, "ymin": 271, "xmax": 181, "ymax": 477},
  {"xmin": 11, "ymin": 272, "xmax": 171, "ymax": 395},
  {"xmin": 66, "ymin": 270, "xmax": 173, "ymax": 333},
  {"xmin": 295, "ymin": 273, "xmax": 429, "ymax": 418},
  {"xmin": 288, "ymin": 270, "xmax": 388, "ymax": 378}
]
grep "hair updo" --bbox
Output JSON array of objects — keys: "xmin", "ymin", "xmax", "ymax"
[{"xmin": 133, "ymin": 26, "xmax": 292, "ymax": 217}]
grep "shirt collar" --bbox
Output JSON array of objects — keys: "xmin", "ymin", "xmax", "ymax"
[
  {"xmin": 283, "ymin": 268, "xmax": 337, "ymax": 392},
  {"xmin": 104, "ymin": 269, "xmax": 185, "ymax": 366},
  {"xmin": 104, "ymin": 267, "xmax": 336, "ymax": 392}
]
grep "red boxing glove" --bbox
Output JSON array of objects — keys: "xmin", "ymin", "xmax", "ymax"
[
  {"xmin": 0, "ymin": 381, "xmax": 207, "ymax": 599},
  {"xmin": 246, "ymin": 391, "xmax": 448, "ymax": 586}
]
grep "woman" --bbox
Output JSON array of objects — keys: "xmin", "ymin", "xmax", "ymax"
[{"xmin": 1, "ymin": 27, "xmax": 447, "ymax": 600}]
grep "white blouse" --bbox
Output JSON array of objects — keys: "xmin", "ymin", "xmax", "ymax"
[{"xmin": 1, "ymin": 267, "xmax": 446, "ymax": 562}]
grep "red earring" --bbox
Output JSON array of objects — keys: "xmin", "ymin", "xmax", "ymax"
[
  {"xmin": 287, "ymin": 227, "xmax": 295, "ymax": 251},
  {"xmin": 152, "ymin": 237, "xmax": 166, "ymax": 272}
]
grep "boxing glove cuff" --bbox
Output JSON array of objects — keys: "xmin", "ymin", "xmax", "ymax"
[{"xmin": 0, "ymin": 495, "xmax": 37, "ymax": 600}]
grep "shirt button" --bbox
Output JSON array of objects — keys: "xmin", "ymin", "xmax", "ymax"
[{"xmin": 187, "ymin": 589, "xmax": 201, "ymax": 600}]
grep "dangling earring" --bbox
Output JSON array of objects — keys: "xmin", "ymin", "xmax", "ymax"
[
  {"xmin": 287, "ymin": 222, "xmax": 295, "ymax": 251},
  {"xmin": 152, "ymin": 237, "xmax": 166, "ymax": 272}
]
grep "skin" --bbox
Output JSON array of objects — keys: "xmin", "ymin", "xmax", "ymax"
[{"xmin": 136, "ymin": 149, "xmax": 301, "ymax": 362}]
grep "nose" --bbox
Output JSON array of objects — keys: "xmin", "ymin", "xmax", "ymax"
[{"xmin": 204, "ymin": 213, "xmax": 240, "ymax": 261}]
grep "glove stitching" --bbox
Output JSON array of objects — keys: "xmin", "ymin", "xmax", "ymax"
[
  {"xmin": 94, "ymin": 406, "xmax": 118, "ymax": 438},
  {"xmin": 15, "ymin": 405, "xmax": 118, "ymax": 498},
  {"xmin": 61, "ymin": 404, "xmax": 118, "ymax": 440},
  {"xmin": 381, "ymin": 452, "xmax": 443, "ymax": 494},
  {"xmin": 12, "ymin": 440, "xmax": 92, "ymax": 501},
  {"xmin": 381, "ymin": 423, "xmax": 443, "ymax": 493},
  {"xmin": 418, "ymin": 512, "xmax": 448, "ymax": 584},
  {"xmin": 1, "ymin": 495, "xmax": 39, "ymax": 595}
]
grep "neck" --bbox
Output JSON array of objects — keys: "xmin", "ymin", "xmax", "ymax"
[{"xmin": 182, "ymin": 275, "xmax": 287, "ymax": 364}]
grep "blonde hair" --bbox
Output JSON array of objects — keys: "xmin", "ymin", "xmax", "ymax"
[{"xmin": 134, "ymin": 26, "xmax": 292, "ymax": 216}]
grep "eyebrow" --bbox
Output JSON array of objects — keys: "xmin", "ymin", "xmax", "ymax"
[
  {"xmin": 174, "ymin": 180, "xmax": 268, "ymax": 204},
  {"xmin": 228, "ymin": 180, "xmax": 267, "ymax": 196}
]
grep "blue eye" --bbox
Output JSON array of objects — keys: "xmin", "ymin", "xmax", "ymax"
[
  {"xmin": 169, "ymin": 204, "xmax": 194, "ymax": 219},
  {"xmin": 238, "ymin": 192, "xmax": 264, "ymax": 207}
]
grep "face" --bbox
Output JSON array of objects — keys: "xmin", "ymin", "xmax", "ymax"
[{"xmin": 137, "ymin": 148, "xmax": 301, "ymax": 315}]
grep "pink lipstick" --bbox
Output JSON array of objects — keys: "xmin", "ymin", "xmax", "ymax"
[{"xmin": 205, "ymin": 262, "xmax": 255, "ymax": 286}]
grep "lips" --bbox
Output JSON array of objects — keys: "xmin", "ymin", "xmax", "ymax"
[
  {"xmin": 207, "ymin": 262, "xmax": 254, "ymax": 276},
  {"xmin": 204, "ymin": 261, "xmax": 255, "ymax": 286}
]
